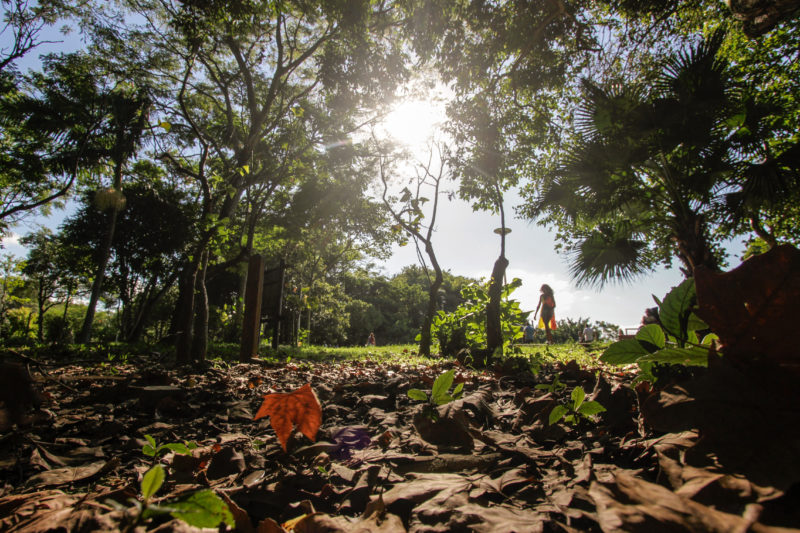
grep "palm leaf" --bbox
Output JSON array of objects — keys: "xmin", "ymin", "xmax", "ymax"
[{"xmin": 568, "ymin": 226, "xmax": 650, "ymax": 288}]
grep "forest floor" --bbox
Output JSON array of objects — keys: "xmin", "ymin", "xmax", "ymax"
[{"xmin": 0, "ymin": 343, "xmax": 799, "ymax": 532}]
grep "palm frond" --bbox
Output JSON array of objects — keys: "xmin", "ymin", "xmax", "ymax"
[{"xmin": 568, "ymin": 226, "xmax": 650, "ymax": 288}]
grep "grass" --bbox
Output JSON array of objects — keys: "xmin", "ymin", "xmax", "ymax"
[{"xmin": 231, "ymin": 340, "xmax": 612, "ymax": 368}]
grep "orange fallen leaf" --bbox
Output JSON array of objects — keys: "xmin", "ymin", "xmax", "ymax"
[{"xmin": 253, "ymin": 383, "xmax": 322, "ymax": 451}]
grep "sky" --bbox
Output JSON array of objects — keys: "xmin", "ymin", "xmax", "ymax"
[{"xmin": 376, "ymin": 187, "xmax": 701, "ymax": 329}]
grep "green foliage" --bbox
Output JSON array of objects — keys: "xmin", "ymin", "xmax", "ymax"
[
  {"xmin": 600, "ymin": 279, "xmax": 714, "ymax": 380},
  {"xmin": 408, "ymin": 369, "xmax": 464, "ymax": 406},
  {"xmin": 431, "ymin": 278, "xmax": 530, "ymax": 355},
  {"xmin": 548, "ymin": 386, "xmax": 606, "ymax": 426},
  {"xmin": 140, "ymin": 464, "xmax": 165, "ymax": 501},
  {"xmin": 142, "ymin": 434, "xmax": 198, "ymax": 461},
  {"xmin": 136, "ymin": 465, "xmax": 233, "ymax": 529}
]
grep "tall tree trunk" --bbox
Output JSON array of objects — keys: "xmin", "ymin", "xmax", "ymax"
[
  {"xmin": 77, "ymin": 206, "xmax": 119, "ymax": 344},
  {"xmin": 36, "ymin": 288, "xmax": 45, "ymax": 343},
  {"xmin": 190, "ymin": 250, "xmax": 209, "ymax": 362},
  {"xmin": 175, "ymin": 263, "xmax": 198, "ymax": 363},
  {"xmin": 306, "ymin": 307, "xmax": 312, "ymax": 346},
  {"xmin": 126, "ymin": 272, "xmax": 179, "ymax": 343},
  {"xmin": 486, "ymin": 185, "xmax": 509, "ymax": 357},
  {"xmin": 77, "ymin": 157, "xmax": 125, "ymax": 344},
  {"xmin": 486, "ymin": 254, "xmax": 509, "ymax": 356},
  {"xmin": 419, "ymin": 241, "xmax": 443, "ymax": 358}
]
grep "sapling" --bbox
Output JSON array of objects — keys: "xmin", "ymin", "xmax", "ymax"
[
  {"xmin": 142, "ymin": 434, "xmax": 198, "ymax": 464},
  {"xmin": 118, "ymin": 464, "xmax": 234, "ymax": 531},
  {"xmin": 407, "ymin": 369, "xmax": 464, "ymax": 421},
  {"xmin": 548, "ymin": 386, "xmax": 606, "ymax": 426}
]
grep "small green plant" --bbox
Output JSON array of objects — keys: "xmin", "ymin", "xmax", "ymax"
[
  {"xmin": 407, "ymin": 369, "xmax": 464, "ymax": 421},
  {"xmin": 599, "ymin": 278, "xmax": 718, "ymax": 382},
  {"xmin": 548, "ymin": 386, "xmax": 606, "ymax": 425},
  {"xmin": 123, "ymin": 464, "xmax": 234, "ymax": 530},
  {"xmin": 142, "ymin": 434, "xmax": 198, "ymax": 462},
  {"xmin": 535, "ymin": 374, "xmax": 566, "ymax": 394},
  {"xmin": 430, "ymin": 278, "xmax": 531, "ymax": 357}
]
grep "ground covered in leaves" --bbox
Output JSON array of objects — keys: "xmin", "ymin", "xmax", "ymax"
[{"xmin": 2, "ymin": 343, "xmax": 799, "ymax": 532}]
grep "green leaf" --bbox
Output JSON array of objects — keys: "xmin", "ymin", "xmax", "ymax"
[
  {"xmin": 452, "ymin": 382, "xmax": 464, "ymax": 399},
  {"xmin": 638, "ymin": 346, "xmax": 709, "ymax": 367},
  {"xmin": 434, "ymin": 393, "xmax": 454, "ymax": 405},
  {"xmin": 141, "ymin": 465, "xmax": 165, "ymax": 501},
  {"xmin": 145, "ymin": 434, "xmax": 157, "ymax": 447},
  {"xmin": 548, "ymin": 405, "xmax": 569, "ymax": 425},
  {"xmin": 142, "ymin": 444, "xmax": 156, "ymax": 457},
  {"xmin": 659, "ymin": 279, "xmax": 695, "ymax": 340},
  {"xmin": 577, "ymin": 401, "xmax": 606, "ymax": 417},
  {"xmin": 571, "ymin": 386, "xmax": 585, "ymax": 409},
  {"xmin": 169, "ymin": 490, "xmax": 234, "ymax": 528},
  {"xmin": 600, "ymin": 339, "xmax": 649, "ymax": 365},
  {"xmin": 687, "ymin": 312, "xmax": 708, "ymax": 332},
  {"xmin": 158, "ymin": 121, "xmax": 171, "ymax": 132},
  {"xmin": 407, "ymin": 389, "xmax": 428, "ymax": 402},
  {"xmin": 635, "ymin": 324, "xmax": 665, "ymax": 349},
  {"xmin": 161, "ymin": 443, "xmax": 191, "ymax": 455},
  {"xmin": 432, "ymin": 370, "xmax": 455, "ymax": 402},
  {"xmin": 701, "ymin": 333, "xmax": 719, "ymax": 346}
]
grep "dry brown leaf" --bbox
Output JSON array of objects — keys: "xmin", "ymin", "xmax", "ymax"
[
  {"xmin": 695, "ymin": 244, "xmax": 800, "ymax": 376},
  {"xmin": 254, "ymin": 383, "xmax": 322, "ymax": 451},
  {"xmin": 24, "ymin": 460, "xmax": 111, "ymax": 489}
]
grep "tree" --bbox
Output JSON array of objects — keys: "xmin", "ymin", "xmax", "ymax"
[
  {"xmin": 528, "ymin": 31, "xmax": 800, "ymax": 286},
  {"xmin": 0, "ymin": 51, "xmax": 134, "ymax": 235},
  {"xmin": 0, "ymin": 252, "xmax": 26, "ymax": 338},
  {"xmin": 379, "ymin": 141, "xmax": 448, "ymax": 357},
  {"xmin": 0, "ymin": 0, "xmax": 73, "ymax": 74},
  {"xmin": 60, "ymin": 171, "xmax": 193, "ymax": 342},
  {"xmin": 93, "ymin": 0, "xmax": 409, "ymax": 362},
  {"xmin": 20, "ymin": 228, "xmax": 61, "ymax": 342}
]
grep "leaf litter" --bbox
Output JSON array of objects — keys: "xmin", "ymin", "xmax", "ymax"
[{"xmin": 1, "ymin": 247, "xmax": 800, "ymax": 531}]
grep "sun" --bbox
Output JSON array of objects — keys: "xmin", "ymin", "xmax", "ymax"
[{"xmin": 380, "ymin": 97, "xmax": 447, "ymax": 153}]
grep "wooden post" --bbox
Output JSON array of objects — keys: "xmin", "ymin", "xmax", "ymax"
[{"xmin": 240, "ymin": 254, "xmax": 264, "ymax": 361}]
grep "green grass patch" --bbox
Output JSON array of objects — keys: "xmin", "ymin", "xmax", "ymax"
[{"xmin": 516, "ymin": 341, "xmax": 609, "ymax": 368}]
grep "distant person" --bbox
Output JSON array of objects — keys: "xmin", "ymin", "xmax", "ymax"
[
  {"xmin": 366, "ymin": 332, "xmax": 376, "ymax": 346},
  {"xmin": 534, "ymin": 284, "xmax": 557, "ymax": 344},
  {"xmin": 523, "ymin": 322, "xmax": 535, "ymax": 343},
  {"xmin": 582, "ymin": 325, "xmax": 595, "ymax": 343}
]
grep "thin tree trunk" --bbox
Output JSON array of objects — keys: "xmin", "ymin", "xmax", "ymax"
[
  {"xmin": 419, "ymin": 240, "xmax": 443, "ymax": 358},
  {"xmin": 126, "ymin": 271, "xmax": 179, "ymax": 343},
  {"xmin": 486, "ymin": 184, "xmax": 509, "ymax": 357},
  {"xmin": 78, "ymin": 155, "xmax": 125, "ymax": 344},
  {"xmin": 486, "ymin": 254, "xmax": 509, "ymax": 356},
  {"xmin": 175, "ymin": 264, "xmax": 198, "ymax": 363},
  {"xmin": 77, "ymin": 207, "xmax": 119, "ymax": 344},
  {"xmin": 190, "ymin": 250, "xmax": 209, "ymax": 362}
]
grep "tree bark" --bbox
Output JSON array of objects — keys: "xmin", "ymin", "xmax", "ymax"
[
  {"xmin": 486, "ymin": 254, "xmax": 509, "ymax": 357},
  {"xmin": 77, "ymin": 206, "xmax": 119, "ymax": 344},
  {"xmin": 190, "ymin": 250, "xmax": 209, "ymax": 362},
  {"xmin": 419, "ymin": 240, "xmax": 443, "ymax": 358},
  {"xmin": 175, "ymin": 263, "xmax": 198, "ymax": 364}
]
